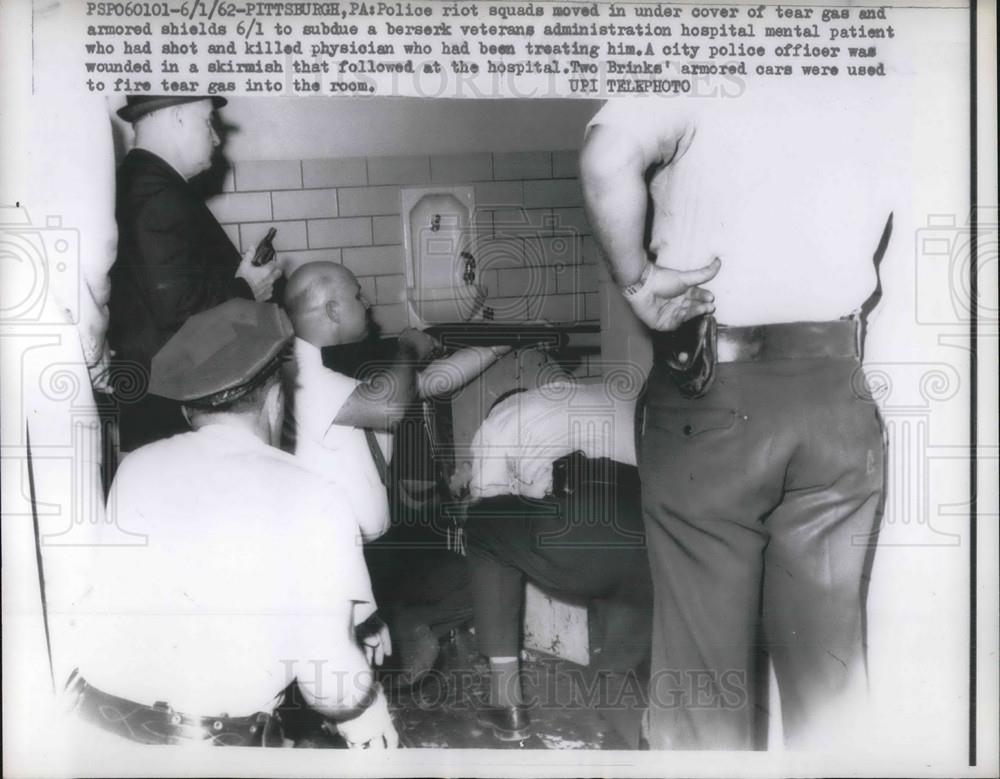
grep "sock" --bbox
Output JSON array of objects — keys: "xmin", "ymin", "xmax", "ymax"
[{"xmin": 488, "ymin": 657, "xmax": 523, "ymax": 708}]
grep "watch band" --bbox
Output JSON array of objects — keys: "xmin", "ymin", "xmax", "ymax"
[{"xmin": 620, "ymin": 263, "xmax": 653, "ymax": 299}]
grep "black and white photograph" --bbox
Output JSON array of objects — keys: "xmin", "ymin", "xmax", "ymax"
[{"xmin": 1, "ymin": 0, "xmax": 996, "ymax": 776}]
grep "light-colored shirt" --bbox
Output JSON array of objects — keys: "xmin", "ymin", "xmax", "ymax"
[
  {"xmin": 587, "ymin": 79, "xmax": 905, "ymax": 327},
  {"xmin": 46, "ymin": 424, "xmax": 373, "ymax": 716},
  {"xmin": 291, "ymin": 337, "xmax": 390, "ymax": 542},
  {"xmin": 468, "ymin": 380, "xmax": 637, "ymax": 501}
]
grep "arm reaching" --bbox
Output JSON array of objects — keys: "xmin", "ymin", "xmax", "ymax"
[
  {"xmin": 332, "ymin": 328, "xmax": 438, "ymax": 431},
  {"xmin": 417, "ymin": 344, "xmax": 512, "ymax": 400},
  {"xmin": 580, "ymin": 122, "xmax": 719, "ymax": 331}
]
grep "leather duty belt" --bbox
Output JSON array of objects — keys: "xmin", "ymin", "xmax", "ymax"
[
  {"xmin": 651, "ymin": 317, "xmax": 860, "ymax": 398},
  {"xmin": 714, "ymin": 319, "xmax": 860, "ymax": 363},
  {"xmin": 65, "ymin": 670, "xmax": 284, "ymax": 747}
]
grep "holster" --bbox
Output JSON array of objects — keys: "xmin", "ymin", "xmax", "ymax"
[{"xmin": 659, "ymin": 314, "xmax": 718, "ymax": 398}]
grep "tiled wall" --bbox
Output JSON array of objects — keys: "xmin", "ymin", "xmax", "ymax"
[{"xmin": 206, "ymin": 151, "xmax": 604, "ymax": 358}]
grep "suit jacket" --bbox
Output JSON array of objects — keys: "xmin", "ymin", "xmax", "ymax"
[{"xmin": 108, "ymin": 148, "xmax": 252, "ymax": 370}]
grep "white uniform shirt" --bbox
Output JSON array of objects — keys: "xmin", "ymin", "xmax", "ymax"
[
  {"xmin": 468, "ymin": 380, "xmax": 637, "ymax": 501},
  {"xmin": 587, "ymin": 79, "xmax": 905, "ymax": 326},
  {"xmin": 291, "ymin": 337, "xmax": 390, "ymax": 542},
  {"xmin": 47, "ymin": 424, "xmax": 373, "ymax": 716}
]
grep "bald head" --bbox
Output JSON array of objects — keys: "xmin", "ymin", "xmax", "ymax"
[
  {"xmin": 284, "ymin": 261, "xmax": 354, "ymax": 317},
  {"xmin": 284, "ymin": 262, "xmax": 374, "ymax": 347}
]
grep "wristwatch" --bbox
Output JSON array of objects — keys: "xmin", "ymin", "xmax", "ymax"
[{"xmin": 620, "ymin": 263, "xmax": 653, "ymax": 299}]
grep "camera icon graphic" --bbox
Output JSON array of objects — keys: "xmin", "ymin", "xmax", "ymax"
[
  {"xmin": 914, "ymin": 208, "xmax": 998, "ymax": 325},
  {"xmin": 0, "ymin": 206, "xmax": 80, "ymax": 325}
]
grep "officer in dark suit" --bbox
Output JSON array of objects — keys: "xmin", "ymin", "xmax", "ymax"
[{"xmin": 109, "ymin": 95, "xmax": 280, "ymax": 450}]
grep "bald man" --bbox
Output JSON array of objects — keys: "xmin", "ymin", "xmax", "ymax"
[
  {"xmin": 283, "ymin": 261, "xmax": 510, "ymax": 684},
  {"xmin": 282, "ymin": 262, "xmax": 430, "ymax": 540},
  {"xmin": 283, "ymin": 262, "xmax": 511, "ymax": 492}
]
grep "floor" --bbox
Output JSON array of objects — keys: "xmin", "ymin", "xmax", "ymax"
[
  {"xmin": 384, "ymin": 629, "xmax": 641, "ymax": 750},
  {"xmin": 279, "ymin": 628, "xmax": 643, "ymax": 750}
]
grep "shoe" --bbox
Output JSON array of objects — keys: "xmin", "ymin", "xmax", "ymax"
[{"xmin": 476, "ymin": 704, "xmax": 531, "ymax": 742}]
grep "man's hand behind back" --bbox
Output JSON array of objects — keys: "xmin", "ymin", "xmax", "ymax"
[{"xmin": 628, "ymin": 258, "xmax": 721, "ymax": 331}]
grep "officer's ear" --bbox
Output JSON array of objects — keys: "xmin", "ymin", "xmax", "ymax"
[
  {"xmin": 324, "ymin": 299, "xmax": 341, "ymax": 324},
  {"xmin": 169, "ymin": 104, "xmax": 186, "ymax": 129},
  {"xmin": 262, "ymin": 380, "xmax": 284, "ymax": 445},
  {"xmin": 264, "ymin": 378, "xmax": 283, "ymax": 413}
]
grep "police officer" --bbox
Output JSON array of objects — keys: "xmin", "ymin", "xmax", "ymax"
[
  {"xmin": 581, "ymin": 79, "xmax": 893, "ymax": 749},
  {"xmin": 51, "ymin": 299, "xmax": 397, "ymax": 749},
  {"xmin": 109, "ymin": 96, "xmax": 281, "ymax": 450}
]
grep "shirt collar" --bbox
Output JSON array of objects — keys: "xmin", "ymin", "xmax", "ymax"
[
  {"xmin": 294, "ymin": 336, "xmax": 322, "ymax": 365},
  {"xmin": 193, "ymin": 422, "xmax": 271, "ymax": 451}
]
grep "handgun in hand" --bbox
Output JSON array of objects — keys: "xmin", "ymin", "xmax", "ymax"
[{"xmin": 251, "ymin": 227, "xmax": 278, "ymax": 266}]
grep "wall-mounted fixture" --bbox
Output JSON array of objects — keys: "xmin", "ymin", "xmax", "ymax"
[{"xmin": 401, "ymin": 186, "xmax": 485, "ymax": 327}]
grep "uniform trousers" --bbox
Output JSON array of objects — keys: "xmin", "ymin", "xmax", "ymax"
[{"xmin": 638, "ymin": 352, "xmax": 884, "ymax": 750}]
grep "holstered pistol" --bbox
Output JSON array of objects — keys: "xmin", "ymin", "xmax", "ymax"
[{"xmin": 661, "ymin": 314, "xmax": 718, "ymax": 398}]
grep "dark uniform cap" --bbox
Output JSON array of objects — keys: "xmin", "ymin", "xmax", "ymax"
[
  {"xmin": 150, "ymin": 300, "xmax": 294, "ymax": 403},
  {"xmin": 117, "ymin": 95, "xmax": 227, "ymax": 123}
]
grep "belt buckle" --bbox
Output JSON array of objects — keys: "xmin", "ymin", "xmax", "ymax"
[
  {"xmin": 152, "ymin": 700, "xmax": 185, "ymax": 727},
  {"xmin": 716, "ymin": 334, "xmax": 741, "ymax": 363},
  {"xmin": 717, "ymin": 325, "xmax": 765, "ymax": 363}
]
